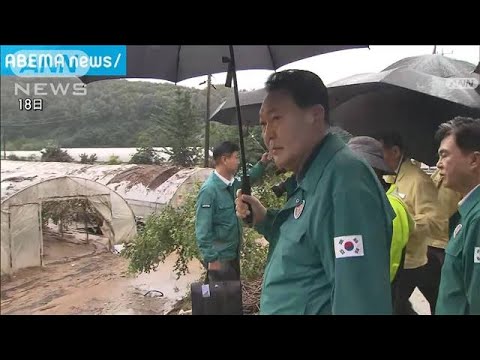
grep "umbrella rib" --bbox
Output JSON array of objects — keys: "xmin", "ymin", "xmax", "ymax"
[
  {"xmin": 175, "ymin": 45, "xmax": 181, "ymax": 85},
  {"xmin": 267, "ymin": 45, "xmax": 277, "ymax": 70}
]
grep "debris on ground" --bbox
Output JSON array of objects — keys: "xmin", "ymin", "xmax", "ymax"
[
  {"xmin": 112, "ymin": 244, "xmax": 125, "ymax": 254},
  {"xmin": 242, "ymin": 278, "xmax": 262, "ymax": 315}
]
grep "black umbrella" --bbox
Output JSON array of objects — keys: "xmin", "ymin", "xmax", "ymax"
[
  {"xmin": 210, "ymin": 56, "xmax": 480, "ymax": 125},
  {"xmin": 80, "ymin": 45, "xmax": 365, "ymax": 85},
  {"xmin": 327, "ymin": 54, "xmax": 480, "ymax": 166},
  {"xmin": 328, "ymin": 54, "xmax": 479, "ymax": 110},
  {"xmin": 81, "ymin": 45, "xmax": 366, "ymax": 219},
  {"xmin": 210, "ymin": 88, "xmax": 267, "ymax": 126}
]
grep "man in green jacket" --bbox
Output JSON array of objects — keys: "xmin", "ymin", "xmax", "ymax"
[
  {"xmin": 235, "ymin": 69, "xmax": 394, "ymax": 315},
  {"xmin": 195, "ymin": 141, "xmax": 268, "ymax": 282},
  {"xmin": 435, "ymin": 116, "xmax": 480, "ymax": 315}
]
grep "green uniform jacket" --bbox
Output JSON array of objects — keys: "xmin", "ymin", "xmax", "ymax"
[
  {"xmin": 255, "ymin": 133, "xmax": 394, "ymax": 315},
  {"xmin": 436, "ymin": 185, "xmax": 480, "ymax": 315},
  {"xmin": 195, "ymin": 162, "xmax": 266, "ymax": 263}
]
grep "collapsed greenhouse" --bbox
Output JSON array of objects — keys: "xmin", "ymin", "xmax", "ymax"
[{"xmin": 1, "ymin": 160, "xmax": 213, "ymax": 275}]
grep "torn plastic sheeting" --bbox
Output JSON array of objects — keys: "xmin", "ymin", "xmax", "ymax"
[{"xmin": 112, "ymin": 244, "xmax": 124, "ymax": 254}]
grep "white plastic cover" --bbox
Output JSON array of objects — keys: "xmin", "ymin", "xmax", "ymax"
[
  {"xmin": 1, "ymin": 176, "xmax": 137, "ymax": 274},
  {"xmin": 10, "ymin": 204, "xmax": 42, "ymax": 271},
  {"xmin": 1, "ymin": 208, "xmax": 12, "ymax": 273},
  {"xmin": 1, "ymin": 161, "xmax": 212, "ymax": 217}
]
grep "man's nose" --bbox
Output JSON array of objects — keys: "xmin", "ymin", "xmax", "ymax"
[
  {"xmin": 263, "ymin": 123, "xmax": 275, "ymax": 145},
  {"xmin": 436, "ymin": 158, "xmax": 443, "ymax": 169}
]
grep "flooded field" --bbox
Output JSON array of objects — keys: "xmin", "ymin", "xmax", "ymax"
[{"xmin": 1, "ymin": 231, "xmax": 203, "ymax": 315}]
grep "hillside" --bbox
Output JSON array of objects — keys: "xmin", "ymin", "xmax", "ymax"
[{"xmin": 1, "ymin": 76, "xmax": 251, "ymax": 151}]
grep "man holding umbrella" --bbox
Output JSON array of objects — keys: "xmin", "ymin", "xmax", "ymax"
[{"xmin": 235, "ymin": 69, "xmax": 394, "ymax": 315}]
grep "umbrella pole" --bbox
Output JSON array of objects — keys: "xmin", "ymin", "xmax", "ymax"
[
  {"xmin": 227, "ymin": 45, "xmax": 253, "ymax": 225},
  {"xmin": 203, "ymin": 74, "xmax": 212, "ymax": 167}
]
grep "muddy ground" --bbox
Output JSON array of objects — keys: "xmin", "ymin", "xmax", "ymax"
[
  {"xmin": 1, "ymin": 230, "xmax": 203, "ymax": 315},
  {"xmin": 1, "ymin": 229, "xmax": 430, "ymax": 315}
]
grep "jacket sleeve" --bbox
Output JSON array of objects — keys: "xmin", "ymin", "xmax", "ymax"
[
  {"xmin": 412, "ymin": 175, "xmax": 443, "ymax": 241},
  {"xmin": 247, "ymin": 161, "xmax": 267, "ymax": 185},
  {"xmin": 317, "ymin": 179, "xmax": 393, "ymax": 315},
  {"xmin": 195, "ymin": 187, "xmax": 218, "ymax": 263},
  {"xmin": 254, "ymin": 209, "xmax": 280, "ymax": 246},
  {"xmin": 465, "ymin": 218, "xmax": 480, "ymax": 314}
]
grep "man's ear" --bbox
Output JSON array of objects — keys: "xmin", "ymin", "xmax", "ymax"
[
  {"xmin": 470, "ymin": 151, "xmax": 480, "ymax": 169},
  {"xmin": 310, "ymin": 104, "xmax": 325, "ymax": 124},
  {"xmin": 392, "ymin": 145, "xmax": 402, "ymax": 158}
]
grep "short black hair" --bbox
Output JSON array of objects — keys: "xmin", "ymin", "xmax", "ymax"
[
  {"xmin": 435, "ymin": 116, "xmax": 480, "ymax": 153},
  {"xmin": 265, "ymin": 69, "xmax": 330, "ymax": 124},
  {"xmin": 375, "ymin": 132, "xmax": 405, "ymax": 152},
  {"xmin": 212, "ymin": 141, "xmax": 239, "ymax": 161}
]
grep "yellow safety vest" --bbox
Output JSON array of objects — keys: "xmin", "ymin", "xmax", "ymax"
[{"xmin": 386, "ymin": 184, "xmax": 414, "ymax": 282}]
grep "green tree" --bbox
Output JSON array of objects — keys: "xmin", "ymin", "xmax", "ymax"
[
  {"xmin": 40, "ymin": 144, "xmax": 74, "ymax": 162},
  {"xmin": 129, "ymin": 146, "xmax": 163, "ymax": 165},
  {"xmin": 80, "ymin": 153, "xmax": 97, "ymax": 164},
  {"xmin": 155, "ymin": 89, "xmax": 203, "ymax": 167},
  {"xmin": 122, "ymin": 172, "xmax": 289, "ymax": 281}
]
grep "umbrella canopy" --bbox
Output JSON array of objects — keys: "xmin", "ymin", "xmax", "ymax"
[
  {"xmin": 210, "ymin": 88, "xmax": 267, "ymax": 126},
  {"xmin": 208, "ymin": 54, "xmax": 480, "ymax": 165},
  {"xmin": 328, "ymin": 55, "xmax": 480, "ymax": 166},
  {"xmin": 330, "ymin": 86, "xmax": 480, "ymax": 166},
  {"xmin": 328, "ymin": 54, "xmax": 479, "ymax": 110},
  {"xmin": 210, "ymin": 55, "xmax": 480, "ymax": 126},
  {"xmin": 80, "ymin": 45, "xmax": 366, "ymax": 84}
]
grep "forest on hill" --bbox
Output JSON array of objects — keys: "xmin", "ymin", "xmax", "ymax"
[{"xmin": 0, "ymin": 76, "xmax": 260, "ymax": 153}]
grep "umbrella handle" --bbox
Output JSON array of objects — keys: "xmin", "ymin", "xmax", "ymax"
[{"xmin": 241, "ymin": 175, "xmax": 254, "ymax": 226}]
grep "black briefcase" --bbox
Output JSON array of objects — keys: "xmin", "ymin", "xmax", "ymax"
[{"xmin": 191, "ymin": 278, "xmax": 243, "ymax": 315}]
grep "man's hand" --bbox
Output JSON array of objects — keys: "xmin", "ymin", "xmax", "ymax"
[
  {"xmin": 260, "ymin": 152, "xmax": 272, "ymax": 165},
  {"xmin": 236, "ymin": 189, "xmax": 267, "ymax": 225},
  {"xmin": 208, "ymin": 261, "xmax": 222, "ymax": 271}
]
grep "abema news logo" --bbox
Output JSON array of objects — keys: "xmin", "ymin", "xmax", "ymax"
[{"xmin": 1, "ymin": 45, "xmax": 127, "ymax": 77}]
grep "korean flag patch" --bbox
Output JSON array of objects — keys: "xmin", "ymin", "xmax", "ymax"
[
  {"xmin": 334, "ymin": 235, "xmax": 364, "ymax": 258},
  {"xmin": 475, "ymin": 247, "xmax": 480, "ymax": 264}
]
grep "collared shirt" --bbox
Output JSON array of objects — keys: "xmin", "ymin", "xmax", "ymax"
[
  {"xmin": 430, "ymin": 168, "xmax": 463, "ymax": 249},
  {"xmin": 459, "ymin": 184, "xmax": 480, "ymax": 207},
  {"xmin": 255, "ymin": 133, "xmax": 394, "ymax": 315},
  {"xmin": 436, "ymin": 185, "xmax": 480, "ymax": 315},
  {"xmin": 214, "ymin": 170, "xmax": 234, "ymax": 186},
  {"xmin": 195, "ymin": 162, "xmax": 266, "ymax": 263}
]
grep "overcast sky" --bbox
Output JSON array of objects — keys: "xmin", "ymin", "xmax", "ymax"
[{"xmin": 128, "ymin": 45, "xmax": 479, "ymax": 91}]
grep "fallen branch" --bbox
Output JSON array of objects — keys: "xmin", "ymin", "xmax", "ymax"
[{"xmin": 242, "ymin": 277, "xmax": 263, "ymax": 315}]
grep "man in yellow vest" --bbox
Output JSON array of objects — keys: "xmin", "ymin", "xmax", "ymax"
[
  {"xmin": 348, "ymin": 136, "xmax": 414, "ymax": 284},
  {"xmin": 376, "ymin": 132, "xmax": 443, "ymax": 315}
]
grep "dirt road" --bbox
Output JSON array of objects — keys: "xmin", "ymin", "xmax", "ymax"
[{"xmin": 1, "ymin": 243, "xmax": 203, "ymax": 315}]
